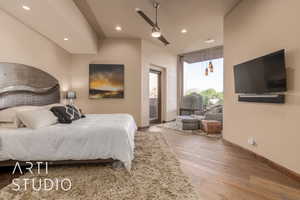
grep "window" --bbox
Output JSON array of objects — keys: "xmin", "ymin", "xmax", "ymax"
[{"xmin": 183, "ymin": 58, "xmax": 224, "ymax": 106}]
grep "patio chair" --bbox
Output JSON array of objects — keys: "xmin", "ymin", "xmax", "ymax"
[{"xmin": 179, "ymin": 93, "xmax": 204, "ymax": 116}]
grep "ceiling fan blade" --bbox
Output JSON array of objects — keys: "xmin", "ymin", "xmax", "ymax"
[
  {"xmin": 136, "ymin": 9, "xmax": 155, "ymax": 27},
  {"xmin": 158, "ymin": 35, "xmax": 170, "ymax": 46},
  {"xmin": 136, "ymin": 8, "xmax": 169, "ymax": 46}
]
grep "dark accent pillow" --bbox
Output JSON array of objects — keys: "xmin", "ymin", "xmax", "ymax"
[
  {"xmin": 50, "ymin": 106, "xmax": 72, "ymax": 124},
  {"xmin": 66, "ymin": 105, "xmax": 82, "ymax": 120}
]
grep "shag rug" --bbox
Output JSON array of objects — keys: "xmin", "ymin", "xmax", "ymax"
[
  {"xmin": 0, "ymin": 132, "xmax": 199, "ymax": 200},
  {"xmin": 158, "ymin": 121, "xmax": 222, "ymax": 139}
]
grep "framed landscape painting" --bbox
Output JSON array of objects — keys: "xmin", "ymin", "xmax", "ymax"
[{"xmin": 89, "ymin": 64, "xmax": 124, "ymax": 99}]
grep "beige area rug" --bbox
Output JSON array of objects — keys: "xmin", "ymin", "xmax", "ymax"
[
  {"xmin": 158, "ymin": 121, "xmax": 222, "ymax": 139},
  {"xmin": 0, "ymin": 132, "xmax": 199, "ymax": 200}
]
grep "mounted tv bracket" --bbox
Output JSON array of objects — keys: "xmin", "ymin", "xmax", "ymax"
[{"xmin": 238, "ymin": 94, "xmax": 285, "ymax": 104}]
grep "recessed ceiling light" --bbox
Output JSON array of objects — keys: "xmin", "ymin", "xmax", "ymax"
[
  {"xmin": 64, "ymin": 38, "xmax": 69, "ymax": 41},
  {"xmin": 181, "ymin": 29, "xmax": 187, "ymax": 34},
  {"xmin": 205, "ymin": 39, "xmax": 215, "ymax": 44},
  {"xmin": 22, "ymin": 5, "xmax": 31, "ymax": 11},
  {"xmin": 115, "ymin": 26, "xmax": 122, "ymax": 31}
]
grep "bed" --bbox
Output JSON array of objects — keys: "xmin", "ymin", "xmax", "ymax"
[
  {"xmin": 0, "ymin": 114, "xmax": 137, "ymax": 170},
  {"xmin": 0, "ymin": 62, "xmax": 137, "ymax": 170}
]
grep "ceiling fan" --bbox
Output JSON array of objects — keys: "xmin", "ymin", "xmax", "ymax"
[{"xmin": 136, "ymin": 2, "xmax": 170, "ymax": 46}]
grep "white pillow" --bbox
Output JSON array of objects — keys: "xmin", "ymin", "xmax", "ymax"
[
  {"xmin": 44, "ymin": 103, "xmax": 65, "ymax": 110},
  {"xmin": 0, "ymin": 122, "xmax": 19, "ymax": 129},
  {"xmin": 17, "ymin": 109, "xmax": 58, "ymax": 129},
  {"xmin": 0, "ymin": 106, "xmax": 41, "ymax": 127}
]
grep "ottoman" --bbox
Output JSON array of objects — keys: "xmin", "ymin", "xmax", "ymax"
[
  {"xmin": 201, "ymin": 120, "xmax": 222, "ymax": 134},
  {"xmin": 176, "ymin": 116, "xmax": 200, "ymax": 130}
]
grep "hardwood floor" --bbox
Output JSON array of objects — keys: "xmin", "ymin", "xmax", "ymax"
[
  {"xmin": 148, "ymin": 126, "xmax": 300, "ymax": 200},
  {"xmin": 0, "ymin": 126, "xmax": 299, "ymax": 200}
]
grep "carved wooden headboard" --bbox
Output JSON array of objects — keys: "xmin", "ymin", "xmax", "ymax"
[{"xmin": 0, "ymin": 63, "xmax": 60, "ymax": 110}]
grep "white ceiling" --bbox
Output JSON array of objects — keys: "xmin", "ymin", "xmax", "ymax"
[
  {"xmin": 0, "ymin": 0, "xmax": 98, "ymax": 54},
  {"xmin": 86, "ymin": 0, "xmax": 240, "ymax": 54},
  {"xmin": 0, "ymin": 0, "xmax": 240, "ymax": 55}
]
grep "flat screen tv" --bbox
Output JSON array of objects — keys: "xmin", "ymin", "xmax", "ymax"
[{"xmin": 234, "ymin": 49, "xmax": 287, "ymax": 94}]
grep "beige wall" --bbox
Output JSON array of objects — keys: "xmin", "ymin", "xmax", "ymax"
[
  {"xmin": 141, "ymin": 40, "xmax": 177, "ymax": 127},
  {"xmin": 0, "ymin": 8, "xmax": 177, "ymax": 128},
  {"xmin": 0, "ymin": 10, "xmax": 72, "ymax": 93},
  {"xmin": 71, "ymin": 39, "xmax": 177, "ymax": 127},
  {"xmin": 224, "ymin": 0, "xmax": 300, "ymax": 173},
  {"xmin": 71, "ymin": 38, "xmax": 142, "ymax": 125}
]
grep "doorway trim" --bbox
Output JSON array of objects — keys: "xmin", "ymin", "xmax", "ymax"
[
  {"xmin": 149, "ymin": 69, "xmax": 162, "ymax": 124},
  {"xmin": 148, "ymin": 64, "xmax": 167, "ymax": 125}
]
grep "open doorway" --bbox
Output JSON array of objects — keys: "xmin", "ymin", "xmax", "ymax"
[
  {"xmin": 182, "ymin": 58, "xmax": 223, "ymax": 122},
  {"xmin": 149, "ymin": 69, "xmax": 162, "ymax": 124},
  {"xmin": 183, "ymin": 58, "xmax": 224, "ymax": 109}
]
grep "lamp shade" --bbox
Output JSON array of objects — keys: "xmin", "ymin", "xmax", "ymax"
[{"xmin": 66, "ymin": 91, "xmax": 76, "ymax": 99}]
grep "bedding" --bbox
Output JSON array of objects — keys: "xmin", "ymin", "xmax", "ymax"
[
  {"xmin": 17, "ymin": 109, "xmax": 58, "ymax": 129},
  {"xmin": 0, "ymin": 106, "xmax": 41, "ymax": 127},
  {"xmin": 0, "ymin": 107, "xmax": 17, "ymax": 123},
  {"xmin": 0, "ymin": 122, "xmax": 18, "ymax": 129},
  {"xmin": 44, "ymin": 103, "xmax": 65, "ymax": 110},
  {"xmin": 0, "ymin": 114, "xmax": 137, "ymax": 170},
  {"xmin": 66, "ymin": 104, "xmax": 84, "ymax": 120},
  {"xmin": 50, "ymin": 105, "xmax": 84, "ymax": 123},
  {"xmin": 50, "ymin": 106, "xmax": 73, "ymax": 123}
]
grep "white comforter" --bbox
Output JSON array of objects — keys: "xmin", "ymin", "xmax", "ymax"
[{"xmin": 0, "ymin": 114, "xmax": 137, "ymax": 170}]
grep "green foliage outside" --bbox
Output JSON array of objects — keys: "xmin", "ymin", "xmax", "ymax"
[{"xmin": 187, "ymin": 88, "xmax": 223, "ymax": 106}]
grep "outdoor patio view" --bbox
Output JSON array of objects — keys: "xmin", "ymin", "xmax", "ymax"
[{"xmin": 184, "ymin": 58, "xmax": 223, "ymax": 110}]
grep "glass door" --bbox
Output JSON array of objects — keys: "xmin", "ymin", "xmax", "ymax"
[{"xmin": 149, "ymin": 70, "xmax": 161, "ymax": 123}]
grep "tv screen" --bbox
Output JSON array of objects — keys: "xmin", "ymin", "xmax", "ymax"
[{"xmin": 234, "ymin": 49, "xmax": 287, "ymax": 94}]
